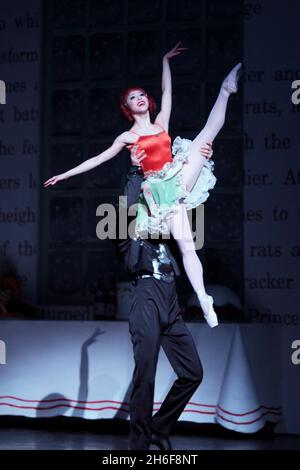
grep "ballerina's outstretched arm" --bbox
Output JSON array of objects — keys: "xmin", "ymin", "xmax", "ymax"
[
  {"xmin": 43, "ymin": 134, "xmax": 128, "ymax": 187},
  {"xmin": 154, "ymin": 41, "xmax": 187, "ymax": 131}
]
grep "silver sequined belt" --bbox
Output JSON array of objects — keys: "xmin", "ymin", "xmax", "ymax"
[{"xmin": 134, "ymin": 273, "xmax": 175, "ymax": 282}]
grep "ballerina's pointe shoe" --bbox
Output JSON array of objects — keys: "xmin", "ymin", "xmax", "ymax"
[
  {"xmin": 196, "ymin": 290, "xmax": 219, "ymax": 328},
  {"xmin": 222, "ymin": 62, "xmax": 243, "ymax": 94}
]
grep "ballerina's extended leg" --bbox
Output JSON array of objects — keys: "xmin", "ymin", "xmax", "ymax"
[
  {"xmin": 167, "ymin": 203, "xmax": 218, "ymax": 328},
  {"xmin": 181, "ymin": 62, "xmax": 243, "ymax": 193},
  {"xmin": 173, "ymin": 63, "xmax": 243, "ymax": 326}
]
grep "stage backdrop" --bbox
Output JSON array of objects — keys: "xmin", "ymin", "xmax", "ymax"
[
  {"xmin": 244, "ymin": 0, "xmax": 300, "ymax": 433},
  {"xmin": 0, "ymin": 0, "xmax": 40, "ymax": 304}
]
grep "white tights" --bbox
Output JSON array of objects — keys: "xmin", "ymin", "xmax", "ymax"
[
  {"xmin": 167, "ymin": 203, "xmax": 205, "ymax": 293},
  {"xmin": 168, "ymin": 76, "xmax": 234, "ymax": 294}
]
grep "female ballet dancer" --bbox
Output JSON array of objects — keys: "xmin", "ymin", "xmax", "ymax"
[{"xmin": 44, "ymin": 42, "xmax": 242, "ymax": 328}]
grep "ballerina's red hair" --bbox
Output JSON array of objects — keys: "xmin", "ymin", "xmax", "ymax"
[{"xmin": 120, "ymin": 87, "xmax": 157, "ymax": 122}]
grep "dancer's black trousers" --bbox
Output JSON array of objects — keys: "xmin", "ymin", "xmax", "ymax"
[{"xmin": 128, "ymin": 276, "xmax": 203, "ymax": 450}]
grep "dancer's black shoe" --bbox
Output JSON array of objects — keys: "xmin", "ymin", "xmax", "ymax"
[{"xmin": 151, "ymin": 432, "xmax": 172, "ymax": 450}]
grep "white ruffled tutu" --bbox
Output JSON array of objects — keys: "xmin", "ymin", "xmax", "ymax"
[{"xmin": 135, "ymin": 136, "xmax": 217, "ymax": 236}]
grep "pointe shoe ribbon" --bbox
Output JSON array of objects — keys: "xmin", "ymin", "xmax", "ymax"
[{"xmin": 197, "ymin": 291, "xmax": 219, "ymax": 328}]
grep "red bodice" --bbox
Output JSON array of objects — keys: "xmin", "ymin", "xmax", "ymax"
[{"xmin": 128, "ymin": 131, "xmax": 173, "ymax": 173}]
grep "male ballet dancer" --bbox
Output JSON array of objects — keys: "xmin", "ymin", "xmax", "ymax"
[{"xmin": 115, "ymin": 143, "xmax": 213, "ymax": 450}]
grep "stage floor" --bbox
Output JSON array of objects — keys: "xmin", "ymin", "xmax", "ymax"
[{"xmin": 0, "ymin": 420, "xmax": 299, "ymax": 450}]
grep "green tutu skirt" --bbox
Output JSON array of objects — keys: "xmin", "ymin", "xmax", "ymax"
[{"xmin": 135, "ymin": 136, "xmax": 217, "ymax": 237}]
